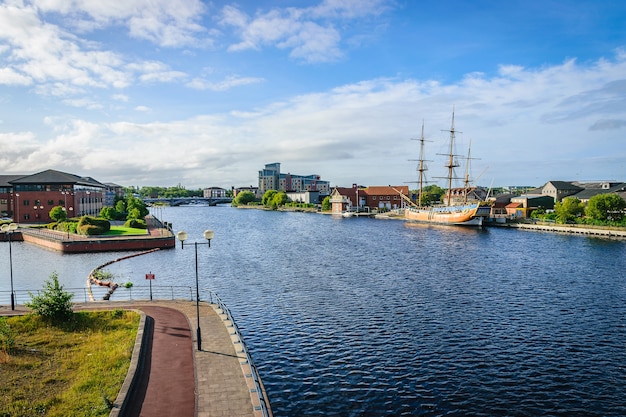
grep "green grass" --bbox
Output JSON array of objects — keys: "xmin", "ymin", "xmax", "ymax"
[
  {"xmin": 105, "ymin": 226, "xmax": 148, "ymax": 236},
  {"xmin": 0, "ymin": 310, "xmax": 140, "ymax": 417}
]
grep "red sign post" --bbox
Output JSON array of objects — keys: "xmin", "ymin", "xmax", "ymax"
[{"xmin": 146, "ymin": 272, "xmax": 155, "ymax": 299}]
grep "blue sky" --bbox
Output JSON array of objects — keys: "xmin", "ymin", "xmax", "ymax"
[{"xmin": 1, "ymin": 0, "xmax": 625, "ymax": 189}]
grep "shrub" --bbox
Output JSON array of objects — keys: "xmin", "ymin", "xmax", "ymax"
[
  {"xmin": 77, "ymin": 216, "xmax": 110, "ymax": 235},
  {"xmin": 124, "ymin": 218, "xmax": 147, "ymax": 229},
  {"xmin": 26, "ymin": 272, "xmax": 74, "ymax": 324},
  {"xmin": 0, "ymin": 317, "xmax": 16, "ymax": 356}
]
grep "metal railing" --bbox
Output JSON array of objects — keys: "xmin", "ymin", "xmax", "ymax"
[
  {"xmin": 0, "ymin": 285, "xmax": 195, "ymax": 305},
  {"xmin": 209, "ymin": 292, "xmax": 272, "ymax": 417}
]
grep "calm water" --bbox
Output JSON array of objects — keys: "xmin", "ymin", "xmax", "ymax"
[{"xmin": 2, "ymin": 206, "xmax": 626, "ymax": 416}]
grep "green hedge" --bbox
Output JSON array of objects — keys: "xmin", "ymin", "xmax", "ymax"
[
  {"xmin": 77, "ymin": 216, "xmax": 110, "ymax": 235},
  {"xmin": 124, "ymin": 219, "xmax": 147, "ymax": 229}
]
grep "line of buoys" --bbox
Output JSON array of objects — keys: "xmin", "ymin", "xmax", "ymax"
[{"xmin": 86, "ymin": 248, "xmax": 160, "ymax": 301}]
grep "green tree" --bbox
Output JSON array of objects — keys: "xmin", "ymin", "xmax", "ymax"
[
  {"xmin": 412, "ymin": 184, "xmax": 445, "ymax": 206},
  {"xmin": 115, "ymin": 200, "xmax": 126, "ymax": 214},
  {"xmin": 262, "ymin": 190, "xmax": 277, "ymax": 206},
  {"xmin": 126, "ymin": 196, "xmax": 149, "ymax": 220},
  {"xmin": 49, "ymin": 206, "xmax": 67, "ymax": 222},
  {"xmin": 586, "ymin": 194, "xmax": 626, "ymax": 222},
  {"xmin": 270, "ymin": 191, "xmax": 289, "ymax": 209},
  {"xmin": 26, "ymin": 272, "xmax": 74, "ymax": 323},
  {"xmin": 554, "ymin": 197, "xmax": 584, "ymax": 223},
  {"xmin": 321, "ymin": 196, "xmax": 331, "ymax": 211},
  {"xmin": 233, "ymin": 191, "xmax": 256, "ymax": 206},
  {"xmin": 99, "ymin": 206, "xmax": 119, "ymax": 220}
]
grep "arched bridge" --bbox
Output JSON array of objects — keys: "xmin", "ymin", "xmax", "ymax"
[{"xmin": 143, "ymin": 197, "xmax": 232, "ymax": 206}]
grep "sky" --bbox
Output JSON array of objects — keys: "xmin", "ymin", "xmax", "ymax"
[{"xmin": 0, "ymin": 0, "xmax": 625, "ymax": 190}]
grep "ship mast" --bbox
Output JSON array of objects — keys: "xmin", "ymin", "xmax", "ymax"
[
  {"xmin": 440, "ymin": 110, "xmax": 461, "ymax": 207},
  {"xmin": 409, "ymin": 120, "xmax": 431, "ymax": 207}
]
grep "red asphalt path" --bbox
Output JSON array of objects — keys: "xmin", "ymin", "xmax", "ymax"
[{"xmin": 125, "ymin": 306, "xmax": 196, "ymax": 417}]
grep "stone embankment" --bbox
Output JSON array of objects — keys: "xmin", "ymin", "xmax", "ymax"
[{"xmin": 505, "ymin": 222, "xmax": 626, "ymax": 238}]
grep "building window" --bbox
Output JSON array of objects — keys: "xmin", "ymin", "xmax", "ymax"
[
  {"xmin": 23, "ymin": 200, "xmax": 29, "ymax": 206},
  {"xmin": 59, "ymin": 200, "xmax": 64, "ymax": 205},
  {"xmin": 373, "ymin": 196, "xmax": 377, "ymax": 200},
  {"xmin": 386, "ymin": 196, "xmax": 390, "ymax": 200},
  {"xmin": 48, "ymin": 200, "xmax": 54, "ymax": 205}
]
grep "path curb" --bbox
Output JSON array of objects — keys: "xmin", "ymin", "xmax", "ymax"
[{"xmin": 109, "ymin": 310, "xmax": 150, "ymax": 417}]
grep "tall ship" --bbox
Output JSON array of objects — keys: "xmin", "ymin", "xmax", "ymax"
[{"xmin": 396, "ymin": 111, "xmax": 491, "ymax": 226}]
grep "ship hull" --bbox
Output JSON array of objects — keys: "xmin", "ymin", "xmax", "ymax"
[{"xmin": 405, "ymin": 203, "xmax": 488, "ymax": 226}]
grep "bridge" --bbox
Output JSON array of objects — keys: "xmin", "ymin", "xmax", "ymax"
[{"xmin": 143, "ymin": 196, "xmax": 232, "ymax": 206}]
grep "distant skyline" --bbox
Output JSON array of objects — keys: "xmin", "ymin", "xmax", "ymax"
[{"xmin": 1, "ymin": 0, "xmax": 625, "ymax": 189}]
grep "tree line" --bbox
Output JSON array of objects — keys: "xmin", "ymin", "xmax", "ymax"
[{"xmin": 532, "ymin": 194, "xmax": 626, "ymax": 226}]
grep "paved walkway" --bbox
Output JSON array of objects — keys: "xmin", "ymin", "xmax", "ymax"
[{"xmin": 0, "ymin": 300, "xmax": 265, "ymax": 417}]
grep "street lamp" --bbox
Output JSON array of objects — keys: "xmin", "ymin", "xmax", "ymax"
[
  {"xmin": 176, "ymin": 229, "xmax": 214, "ymax": 351},
  {"xmin": 1, "ymin": 223, "xmax": 18, "ymax": 310},
  {"xmin": 14, "ymin": 193, "xmax": 19, "ymax": 224}
]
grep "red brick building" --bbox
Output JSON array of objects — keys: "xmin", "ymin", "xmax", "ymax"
[
  {"xmin": 7, "ymin": 169, "xmax": 106, "ymax": 224},
  {"xmin": 330, "ymin": 184, "xmax": 409, "ymax": 213}
]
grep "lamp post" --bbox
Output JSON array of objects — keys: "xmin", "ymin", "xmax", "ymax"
[
  {"xmin": 1, "ymin": 223, "xmax": 18, "ymax": 310},
  {"xmin": 176, "ymin": 229, "xmax": 214, "ymax": 351},
  {"xmin": 15, "ymin": 193, "xmax": 19, "ymax": 224}
]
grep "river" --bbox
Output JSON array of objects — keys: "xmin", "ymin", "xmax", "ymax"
[{"xmin": 1, "ymin": 205, "xmax": 626, "ymax": 416}]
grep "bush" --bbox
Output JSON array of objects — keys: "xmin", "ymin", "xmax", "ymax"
[
  {"xmin": 0, "ymin": 317, "xmax": 16, "ymax": 355},
  {"xmin": 232, "ymin": 191, "xmax": 257, "ymax": 206},
  {"xmin": 26, "ymin": 272, "xmax": 74, "ymax": 324},
  {"xmin": 77, "ymin": 216, "xmax": 110, "ymax": 235},
  {"xmin": 124, "ymin": 219, "xmax": 147, "ymax": 229}
]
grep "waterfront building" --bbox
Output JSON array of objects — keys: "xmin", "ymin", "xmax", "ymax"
[
  {"xmin": 541, "ymin": 181, "xmax": 583, "ymax": 202},
  {"xmin": 506, "ymin": 195, "xmax": 555, "ymax": 218},
  {"xmin": 362, "ymin": 185, "xmax": 408, "ymax": 211},
  {"xmin": 442, "ymin": 186, "xmax": 488, "ymax": 206},
  {"xmin": 258, "ymin": 162, "xmax": 330, "ymax": 195},
  {"xmin": 330, "ymin": 185, "xmax": 408, "ymax": 213},
  {"xmin": 234, "ymin": 186, "xmax": 262, "ymax": 200},
  {"xmin": 0, "ymin": 175, "xmax": 26, "ymax": 218},
  {"xmin": 7, "ymin": 169, "xmax": 106, "ymax": 223},
  {"xmin": 103, "ymin": 182, "xmax": 124, "ymax": 207},
  {"xmin": 203, "ymin": 187, "xmax": 228, "ymax": 198},
  {"xmin": 286, "ymin": 190, "xmax": 320, "ymax": 205}
]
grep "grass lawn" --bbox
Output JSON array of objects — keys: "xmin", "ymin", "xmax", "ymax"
[
  {"xmin": 105, "ymin": 226, "xmax": 148, "ymax": 236},
  {"xmin": 0, "ymin": 310, "xmax": 140, "ymax": 417}
]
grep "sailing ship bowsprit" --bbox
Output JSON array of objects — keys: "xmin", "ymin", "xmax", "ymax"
[{"xmin": 397, "ymin": 111, "xmax": 491, "ymax": 226}]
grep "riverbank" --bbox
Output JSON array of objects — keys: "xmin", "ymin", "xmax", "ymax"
[
  {"xmin": 1, "ymin": 216, "xmax": 175, "ymax": 253},
  {"xmin": 498, "ymin": 221, "xmax": 626, "ymax": 239}
]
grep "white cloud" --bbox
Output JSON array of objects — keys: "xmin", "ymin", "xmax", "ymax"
[
  {"xmin": 62, "ymin": 97, "xmax": 104, "ymax": 110},
  {"xmin": 0, "ymin": 67, "xmax": 32, "ymax": 85},
  {"xmin": 112, "ymin": 93, "xmax": 129, "ymax": 102},
  {"xmin": 220, "ymin": 1, "xmax": 386, "ymax": 63},
  {"xmin": 0, "ymin": 3, "xmax": 131, "ymax": 92},
  {"xmin": 186, "ymin": 75, "xmax": 264, "ymax": 91},
  {"xmin": 33, "ymin": 0, "xmax": 209, "ymax": 47}
]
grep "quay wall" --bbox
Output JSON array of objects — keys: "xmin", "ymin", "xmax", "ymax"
[
  {"xmin": 505, "ymin": 222, "xmax": 626, "ymax": 238},
  {"xmin": 19, "ymin": 231, "xmax": 175, "ymax": 253}
]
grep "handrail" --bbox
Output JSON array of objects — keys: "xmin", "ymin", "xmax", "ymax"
[
  {"xmin": 208, "ymin": 291, "xmax": 272, "ymax": 417},
  {"xmin": 1, "ymin": 285, "xmax": 195, "ymax": 304}
]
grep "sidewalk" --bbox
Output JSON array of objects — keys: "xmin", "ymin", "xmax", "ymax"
[{"xmin": 1, "ymin": 300, "xmax": 264, "ymax": 417}]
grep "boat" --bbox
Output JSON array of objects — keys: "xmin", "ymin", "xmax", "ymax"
[{"xmin": 396, "ymin": 111, "xmax": 491, "ymax": 226}]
